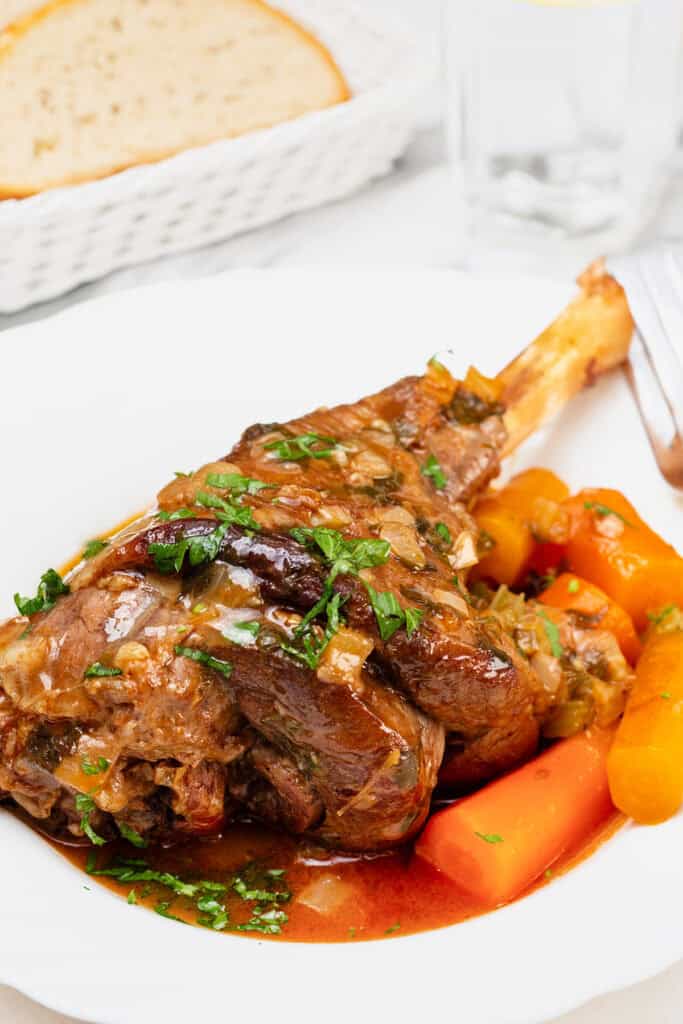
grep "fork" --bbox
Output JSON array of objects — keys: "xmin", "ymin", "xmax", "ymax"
[{"xmin": 608, "ymin": 246, "xmax": 683, "ymax": 490}]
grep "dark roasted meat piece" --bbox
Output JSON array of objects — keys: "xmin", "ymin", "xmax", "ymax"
[{"xmin": 0, "ymin": 365, "xmax": 586, "ymax": 850}]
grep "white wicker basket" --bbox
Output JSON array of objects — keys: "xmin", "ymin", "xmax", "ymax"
[{"xmin": 0, "ymin": 0, "xmax": 430, "ymax": 313}]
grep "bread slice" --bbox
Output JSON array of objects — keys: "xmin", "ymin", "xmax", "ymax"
[{"xmin": 0, "ymin": 0, "xmax": 350, "ymax": 198}]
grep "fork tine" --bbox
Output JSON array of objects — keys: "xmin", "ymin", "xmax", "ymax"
[
  {"xmin": 637, "ymin": 248, "xmax": 683, "ymax": 435},
  {"xmin": 609, "ymin": 247, "xmax": 683, "ymax": 490}
]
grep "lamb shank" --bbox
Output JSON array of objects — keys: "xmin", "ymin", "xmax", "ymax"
[{"xmin": 0, "ymin": 267, "xmax": 634, "ymax": 852}]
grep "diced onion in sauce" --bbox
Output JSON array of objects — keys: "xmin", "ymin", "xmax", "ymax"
[
  {"xmin": 379, "ymin": 522, "xmax": 426, "ymax": 569},
  {"xmin": 530, "ymin": 651, "xmax": 564, "ymax": 699},
  {"xmin": 349, "ymin": 449, "xmax": 393, "ymax": 482},
  {"xmin": 449, "ymin": 531, "xmax": 479, "ymax": 571},
  {"xmin": 317, "ymin": 628, "xmax": 374, "ymax": 689},
  {"xmin": 297, "ymin": 874, "xmax": 355, "ymax": 915},
  {"xmin": 432, "ymin": 588, "xmax": 470, "ymax": 617}
]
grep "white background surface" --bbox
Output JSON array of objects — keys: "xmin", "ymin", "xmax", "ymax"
[{"xmin": 1, "ymin": 3, "xmax": 683, "ymax": 1022}]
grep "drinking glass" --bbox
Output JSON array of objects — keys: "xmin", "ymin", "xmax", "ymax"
[{"xmin": 444, "ymin": 0, "xmax": 683, "ymax": 273}]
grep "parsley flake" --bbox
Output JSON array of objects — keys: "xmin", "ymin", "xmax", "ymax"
[
  {"xmin": 264, "ymin": 433, "xmax": 339, "ymax": 462},
  {"xmin": 117, "ymin": 822, "xmax": 149, "ymax": 848},
  {"xmin": 567, "ymin": 579, "xmax": 580, "ymax": 594},
  {"xmin": 75, "ymin": 794, "xmax": 107, "ymax": 847},
  {"xmin": 174, "ymin": 645, "xmax": 233, "ymax": 678},
  {"xmin": 538, "ymin": 611, "xmax": 564, "ymax": 659},
  {"xmin": 475, "ymin": 832, "xmax": 503, "ymax": 844},
  {"xmin": 81, "ymin": 756, "xmax": 110, "ymax": 776},
  {"xmin": 584, "ymin": 501, "xmax": 633, "ymax": 527},
  {"xmin": 421, "ymin": 454, "xmax": 447, "ymax": 491},
  {"xmin": 14, "ymin": 569, "xmax": 69, "ymax": 617},
  {"xmin": 205, "ymin": 472, "xmax": 275, "ymax": 496},
  {"xmin": 149, "ymin": 520, "xmax": 229, "ymax": 574},
  {"xmin": 82, "ymin": 539, "xmax": 109, "ymax": 560},
  {"xmin": 84, "ymin": 662, "xmax": 122, "ymax": 679},
  {"xmin": 157, "ymin": 508, "xmax": 197, "ymax": 522},
  {"xmin": 435, "ymin": 522, "xmax": 452, "ymax": 546},
  {"xmin": 364, "ymin": 582, "xmax": 423, "ymax": 642}
]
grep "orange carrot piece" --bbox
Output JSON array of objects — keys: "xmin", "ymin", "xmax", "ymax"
[
  {"xmin": 416, "ymin": 729, "xmax": 614, "ymax": 907},
  {"xmin": 539, "ymin": 573, "xmax": 642, "ymax": 664},
  {"xmin": 608, "ymin": 630, "xmax": 683, "ymax": 824},
  {"xmin": 564, "ymin": 489, "xmax": 683, "ymax": 629},
  {"xmin": 473, "ymin": 469, "xmax": 570, "ymax": 587}
]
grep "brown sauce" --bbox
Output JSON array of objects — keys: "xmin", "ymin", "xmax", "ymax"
[
  {"xmin": 38, "ymin": 517, "xmax": 625, "ymax": 942},
  {"xmin": 45, "ymin": 811, "xmax": 625, "ymax": 943}
]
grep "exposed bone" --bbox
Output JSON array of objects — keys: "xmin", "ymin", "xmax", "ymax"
[{"xmin": 497, "ymin": 260, "xmax": 634, "ymax": 456}]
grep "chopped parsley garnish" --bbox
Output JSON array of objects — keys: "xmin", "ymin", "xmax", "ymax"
[
  {"xmin": 661, "ymin": 692, "xmax": 672, "ymax": 701},
  {"xmin": 195, "ymin": 491, "xmax": 259, "ymax": 531},
  {"xmin": 281, "ymin": 527, "xmax": 390, "ymax": 668},
  {"xmin": 82, "ymin": 538, "xmax": 109, "ymax": 559},
  {"xmin": 174, "ymin": 471, "xmax": 192, "ymax": 478},
  {"xmin": 385, "ymin": 923, "xmax": 401, "ymax": 935},
  {"xmin": 205, "ymin": 472, "xmax": 274, "ymax": 497},
  {"xmin": 81, "ymin": 756, "xmax": 110, "ymax": 776},
  {"xmin": 364, "ymin": 583, "xmax": 423, "ymax": 642},
  {"xmin": 89, "ymin": 855, "xmax": 290, "ymax": 935},
  {"xmin": 584, "ymin": 501, "xmax": 633, "ymax": 527},
  {"xmin": 157, "ymin": 508, "xmax": 197, "ymax": 522},
  {"xmin": 435, "ymin": 522, "xmax": 452, "ymax": 546},
  {"xmin": 421, "ymin": 454, "xmax": 447, "ymax": 491},
  {"xmin": 538, "ymin": 611, "xmax": 564, "ymax": 659},
  {"xmin": 567, "ymin": 579, "xmax": 580, "ymax": 594},
  {"xmin": 281, "ymin": 591, "xmax": 345, "ymax": 670},
  {"xmin": 154, "ymin": 901, "xmax": 186, "ymax": 923},
  {"xmin": 233, "ymin": 618, "xmax": 258, "ymax": 634},
  {"xmin": 149, "ymin": 520, "xmax": 229, "ymax": 574},
  {"xmin": 174, "ymin": 645, "xmax": 233, "ymax": 678},
  {"xmin": 475, "ymin": 832, "xmax": 503, "ymax": 844},
  {"xmin": 75, "ymin": 794, "xmax": 107, "ymax": 847},
  {"xmin": 648, "ymin": 604, "xmax": 678, "ymax": 626},
  {"xmin": 544, "ymin": 869, "xmax": 554, "ymax": 879},
  {"xmin": 264, "ymin": 433, "xmax": 339, "ymax": 462},
  {"xmin": 196, "ymin": 894, "xmax": 230, "ymax": 931},
  {"xmin": 117, "ymin": 822, "xmax": 149, "ymax": 848},
  {"xmin": 84, "ymin": 662, "xmax": 122, "ymax": 679},
  {"xmin": 290, "ymin": 527, "xmax": 390, "ymax": 580},
  {"xmin": 192, "ymin": 602, "xmax": 208, "ymax": 614},
  {"xmin": 14, "ymin": 569, "xmax": 69, "ymax": 617}
]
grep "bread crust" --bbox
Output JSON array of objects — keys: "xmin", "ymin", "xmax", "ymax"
[{"xmin": 0, "ymin": 0, "xmax": 351, "ymax": 199}]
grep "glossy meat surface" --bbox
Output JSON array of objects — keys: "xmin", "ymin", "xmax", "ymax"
[{"xmin": 0, "ymin": 367, "xmax": 552, "ymax": 850}]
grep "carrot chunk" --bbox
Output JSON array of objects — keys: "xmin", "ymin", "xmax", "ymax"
[
  {"xmin": 608, "ymin": 629, "xmax": 683, "ymax": 824},
  {"xmin": 473, "ymin": 469, "xmax": 570, "ymax": 587},
  {"xmin": 564, "ymin": 488, "xmax": 683, "ymax": 629},
  {"xmin": 539, "ymin": 573, "xmax": 642, "ymax": 664},
  {"xmin": 416, "ymin": 729, "xmax": 614, "ymax": 907}
]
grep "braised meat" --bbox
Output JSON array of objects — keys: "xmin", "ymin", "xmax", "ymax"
[{"xmin": 0, "ymin": 363, "xmax": 631, "ymax": 851}]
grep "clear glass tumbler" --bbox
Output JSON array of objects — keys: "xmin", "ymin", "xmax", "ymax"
[{"xmin": 444, "ymin": 0, "xmax": 683, "ymax": 273}]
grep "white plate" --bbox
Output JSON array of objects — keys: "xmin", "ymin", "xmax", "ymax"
[{"xmin": 2, "ymin": 270, "xmax": 683, "ymax": 1024}]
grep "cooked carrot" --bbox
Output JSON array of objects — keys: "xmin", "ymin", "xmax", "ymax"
[
  {"xmin": 607, "ymin": 629, "xmax": 683, "ymax": 824},
  {"xmin": 564, "ymin": 488, "xmax": 683, "ymax": 630},
  {"xmin": 416, "ymin": 728, "xmax": 614, "ymax": 907},
  {"xmin": 539, "ymin": 573, "xmax": 642, "ymax": 664},
  {"xmin": 473, "ymin": 468, "xmax": 570, "ymax": 587}
]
